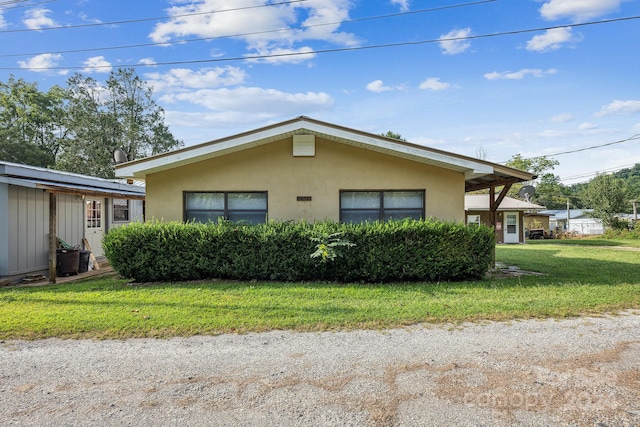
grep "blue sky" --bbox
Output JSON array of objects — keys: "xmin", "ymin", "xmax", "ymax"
[{"xmin": 2, "ymin": 0, "xmax": 640, "ymax": 184}]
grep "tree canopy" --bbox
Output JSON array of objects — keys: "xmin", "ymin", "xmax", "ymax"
[
  {"xmin": 0, "ymin": 76, "xmax": 66, "ymax": 168},
  {"xmin": 580, "ymin": 174, "xmax": 629, "ymax": 228},
  {"xmin": 504, "ymin": 154, "xmax": 562, "ymax": 206},
  {"xmin": 0, "ymin": 68, "xmax": 183, "ymax": 178},
  {"xmin": 380, "ymin": 131, "xmax": 406, "ymax": 141}
]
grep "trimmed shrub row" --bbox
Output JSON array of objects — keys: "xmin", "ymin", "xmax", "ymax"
[{"xmin": 103, "ymin": 220, "xmax": 495, "ymax": 283}]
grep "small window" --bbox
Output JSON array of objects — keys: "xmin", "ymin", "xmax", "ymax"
[
  {"xmin": 184, "ymin": 192, "xmax": 267, "ymax": 225},
  {"xmin": 467, "ymin": 215, "xmax": 481, "ymax": 226},
  {"xmin": 113, "ymin": 199, "xmax": 130, "ymax": 222},
  {"xmin": 340, "ymin": 190, "xmax": 424, "ymax": 223},
  {"xmin": 506, "ymin": 214, "xmax": 517, "ymax": 234},
  {"xmin": 86, "ymin": 200, "xmax": 102, "ymax": 228}
]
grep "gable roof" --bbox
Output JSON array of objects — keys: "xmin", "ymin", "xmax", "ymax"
[
  {"xmin": 0, "ymin": 161, "xmax": 145, "ymax": 200},
  {"xmin": 115, "ymin": 116, "xmax": 535, "ymax": 192},
  {"xmin": 465, "ymin": 194, "xmax": 546, "ymax": 211}
]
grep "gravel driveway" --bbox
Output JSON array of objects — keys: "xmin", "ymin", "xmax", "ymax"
[{"xmin": 2, "ymin": 311, "xmax": 639, "ymax": 426}]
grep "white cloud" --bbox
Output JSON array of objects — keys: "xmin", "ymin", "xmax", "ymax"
[
  {"xmin": 366, "ymin": 80, "xmax": 394, "ymax": 93},
  {"xmin": 526, "ymin": 27, "xmax": 578, "ymax": 52},
  {"xmin": 82, "ymin": 56, "xmax": 112, "ymax": 73},
  {"xmin": 17, "ymin": 53, "xmax": 62, "ymax": 73},
  {"xmin": 439, "ymin": 28, "xmax": 472, "ymax": 55},
  {"xmin": 579, "ymin": 122, "xmax": 598, "ymax": 130},
  {"xmin": 165, "ymin": 86, "xmax": 333, "ymax": 116},
  {"xmin": 0, "ymin": 11, "xmax": 7, "ymax": 29},
  {"xmin": 484, "ymin": 68, "xmax": 557, "ymax": 80},
  {"xmin": 540, "ymin": 0, "xmax": 622, "ymax": 22},
  {"xmin": 148, "ymin": 0, "xmax": 358, "ymax": 64},
  {"xmin": 595, "ymin": 100, "xmax": 640, "ymax": 117},
  {"xmin": 23, "ymin": 8, "xmax": 56, "ymax": 30},
  {"xmin": 551, "ymin": 113, "xmax": 574, "ymax": 123},
  {"xmin": 145, "ymin": 67, "xmax": 247, "ymax": 92},
  {"xmin": 244, "ymin": 46, "xmax": 316, "ymax": 64},
  {"xmin": 391, "ymin": 0, "xmax": 410, "ymax": 12},
  {"xmin": 138, "ymin": 58, "xmax": 157, "ymax": 66},
  {"xmin": 419, "ymin": 77, "xmax": 451, "ymax": 91}
]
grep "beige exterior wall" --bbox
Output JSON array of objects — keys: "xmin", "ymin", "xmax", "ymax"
[
  {"xmin": 523, "ymin": 215, "xmax": 550, "ymax": 233},
  {"xmin": 145, "ymin": 137, "xmax": 465, "ymax": 223}
]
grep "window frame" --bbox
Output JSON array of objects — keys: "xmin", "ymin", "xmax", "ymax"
[
  {"xmin": 112, "ymin": 198, "xmax": 130, "ymax": 222},
  {"xmin": 86, "ymin": 199, "xmax": 102, "ymax": 229},
  {"xmin": 339, "ymin": 190, "xmax": 425, "ymax": 223},
  {"xmin": 183, "ymin": 191, "xmax": 268, "ymax": 225}
]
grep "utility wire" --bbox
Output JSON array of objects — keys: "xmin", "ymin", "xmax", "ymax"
[
  {"xmin": 499, "ymin": 134, "xmax": 640, "ymax": 164},
  {"xmin": 0, "ymin": 0, "xmax": 309, "ymax": 33},
  {"xmin": 4, "ymin": 14, "xmax": 639, "ymax": 71},
  {"xmin": 0, "ymin": 0, "xmax": 497, "ymax": 58},
  {"xmin": 0, "ymin": 0, "xmax": 30, "ymax": 7},
  {"xmin": 0, "ymin": 0, "xmax": 56, "ymax": 10},
  {"xmin": 559, "ymin": 162, "xmax": 640, "ymax": 183}
]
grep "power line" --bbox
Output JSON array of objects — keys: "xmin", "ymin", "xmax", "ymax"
[
  {"xmin": 0, "ymin": 0, "xmax": 56, "ymax": 10},
  {"xmin": 0, "ymin": 0, "xmax": 497, "ymax": 58},
  {"xmin": 499, "ymin": 134, "xmax": 640, "ymax": 164},
  {"xmin": 0, "ymin": 0, "xmax": 309, "ymax": 33},
  {"xmin": 0, "ymin": 0, "xmax": 30, "ymax": 7},
  {"xmin": 559, "ymin": 162, "xmax": 640, "ymax": 183},
  {"xmin": 4, "ymin": 14, "xmax": 639, "ymax": 71}
]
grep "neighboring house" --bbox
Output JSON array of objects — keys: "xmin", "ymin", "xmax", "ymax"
[
  {"xmin": 465, "ymin": 194, "xmax": 546, "ymax": 243},
  {"xmin": 115, "ymin": 116, "xmax": 534, "ymax": 230},
  {"xmin": 0, "ymin": 161, "xmax": 145, "ymax": 283},
  {"xmin": 540, "ymin": 209, "xmax": 605, "ymax": 236},
  {"xmin": 523, "ymin": 212, "xmax": 553, "ymax": 237}
]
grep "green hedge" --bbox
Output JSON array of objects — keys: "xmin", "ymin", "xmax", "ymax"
[
  {"xmin": 603, "ymin": 223, "xmax": 640, "ymax": 239},
  {"xmin": 103, "ymin": 220, "xmax": 495, "ymax": 283}
]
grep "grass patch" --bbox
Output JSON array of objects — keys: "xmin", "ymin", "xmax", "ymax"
[{"xmin": 1, "ymin": 243, "xmax": 638, "ymax": 340}]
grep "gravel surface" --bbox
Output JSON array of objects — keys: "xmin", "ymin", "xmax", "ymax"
[{"xmin": 2, "ymin": 311, "xmax": 639, "ymax": 426}]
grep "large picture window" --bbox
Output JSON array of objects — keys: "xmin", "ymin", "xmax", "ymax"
[
  {"xmin": 340, "ymin": 190, "xmax": 424, "ymax": 223},
  {"xmin": 184, "ymin": 192, "xmax": 267, "ymax": 225}
]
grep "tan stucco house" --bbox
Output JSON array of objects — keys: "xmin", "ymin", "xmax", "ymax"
[
  {"xmin": 115, "ymin": 117, "xmax": 534, "ymax": 228},
  {"xmin": 465, "ymin": 194, "xmax": 546, "ymax": 243}
]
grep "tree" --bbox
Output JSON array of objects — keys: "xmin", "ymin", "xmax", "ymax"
[
  {"xmin": 0, "ymin": 76, "xmax": 67, "ymax": 167},
  {"xmin": 57, "ymin": 68, "xmax": 182, "ymax": 178},
  {"xmin": 612, "ymin": 164, "xmax": 640, "ymax": 202},
  {"xmin": 504, "ymin": 154, "xmax": 560, "ymax": 205},
  {"xmin": 381, "ymin": 131, "xmax": 406, "ymax": 141},
  {"xmin": 580, "ymin": 174, "xmax": 628, "ymax": 228}
]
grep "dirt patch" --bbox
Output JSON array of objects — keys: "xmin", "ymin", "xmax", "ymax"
[{"xmin": 487, "ymin": 262, "xmax": 545, "ymax": 279}]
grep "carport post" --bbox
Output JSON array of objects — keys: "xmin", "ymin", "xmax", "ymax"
[{"xmin": 48, "ymin": 192, "xmax": 57, "ymax": 284}]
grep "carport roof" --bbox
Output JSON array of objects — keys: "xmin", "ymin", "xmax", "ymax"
[{"xmin": 0, "ymin": 161, "xmax": 145, "ymax": 199}]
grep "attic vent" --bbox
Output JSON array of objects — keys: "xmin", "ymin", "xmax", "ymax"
[{"xmin": 293, "ymin": 134, "xmax": 315, "ymax": 157}]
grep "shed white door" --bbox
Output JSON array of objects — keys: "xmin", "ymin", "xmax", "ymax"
[
  {"xmin": 504, "ymin": 212, "xmax": 519, "ymax": 244},
  {"xmin": 85, "ymin": 198, "xmax": 104, "ymax": 257}
]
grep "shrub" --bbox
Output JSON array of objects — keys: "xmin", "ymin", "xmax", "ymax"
[
  {"xmin": 603, "ymin": 221, "xmax": 640, "ymax": 239},
  {"xmin": 103, "ymin": 219, "xmax": 495, "ymax": 283}
]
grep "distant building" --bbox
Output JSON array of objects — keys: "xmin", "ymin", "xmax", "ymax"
[{"xmin": 538, "ymin": 209, "xmax": 604, "ymax": 236}]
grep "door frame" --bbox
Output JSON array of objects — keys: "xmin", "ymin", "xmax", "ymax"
[
  {"xmin": 503, "ymin": 211, "xmax": 520, "ymax": 244},
  {"xmin": 84, "ymin": 197, "xmax": 105, "ymax": 257}
]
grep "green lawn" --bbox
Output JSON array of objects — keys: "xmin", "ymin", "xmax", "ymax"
[{"xmin": 1, "ymin": 242, "xmax": 638, "ymax": 340}]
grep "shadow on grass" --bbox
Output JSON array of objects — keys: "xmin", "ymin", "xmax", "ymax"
[{"xmin": 2, "ymin": 245, "xmax": 638, "ymax": 299}]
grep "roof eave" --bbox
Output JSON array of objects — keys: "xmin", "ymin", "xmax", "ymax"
[{"xmin": 115, "ymin": 116, "xmax": 495, "ymax": 179}]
